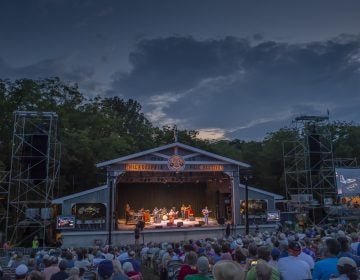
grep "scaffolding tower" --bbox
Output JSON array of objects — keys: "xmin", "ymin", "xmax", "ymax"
[
  {"xmin": 6, "ymin": 111, "xmax": 60, "ymax": 246},
  {"xmin": 283, "ymin": 115, "xmax": 336, "ymax": 206},
  {"xmin": 0, "ymin": 171, "xmax": 9, "ymax": 228}
]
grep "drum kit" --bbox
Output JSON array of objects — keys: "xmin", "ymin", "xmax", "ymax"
[{"xmin": 151, "ymin": 207, "xmax": 179, "ymax": 223}]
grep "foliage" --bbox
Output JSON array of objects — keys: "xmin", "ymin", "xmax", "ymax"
[{"xmin": 0, "ymin": 78, "xmax": 360, "ymax": 197}]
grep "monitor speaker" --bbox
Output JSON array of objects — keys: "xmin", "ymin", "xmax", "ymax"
[
  {"xmin": 155, "ymin": 225, "xmax": 163, "ymax": 229},
  {"xmin": 177, "ymin": 222, "xmax": 183, "ymax": 227},
  {"xmin": 167, "ymin": 222, "xmax": 174, "ymax": 226},
  {"xmin": 198, "ymin": 221, "xmax": 205, "ymax": 226}
]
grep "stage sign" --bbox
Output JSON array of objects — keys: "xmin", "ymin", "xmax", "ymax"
[
  {"xmin": 240, "ymin": 199, "xmax": 268, "ymax": 214},
  {"xmin": 168, "ymin": 155, "xmax": 185, "ymax": 171},
  {"xmin": 125, "ymin": 163, "xmax": 165, "ymax": 171},
  {"xmin": 125, "ymin": 163, "xmax": 224, "ymax": 172},
  {"xmin": 266, "ymin": 210, "xmax": 281, "ymax": 222},
  {"xmin": 71, "ymin": 203, "xmax": 106, "ymax": 219},
  {"xmin": 56, "ymin": 216, "xmax": 75, "ymax": 229}
]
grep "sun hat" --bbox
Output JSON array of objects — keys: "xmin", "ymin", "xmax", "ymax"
[{"xmin": 338, "ymin": 257, "xmax": 356, "ymax": 268}]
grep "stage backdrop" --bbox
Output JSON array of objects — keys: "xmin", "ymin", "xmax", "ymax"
[{"xmin": 116, "ymin": 182, "xmax": 207, "ymax": 218}]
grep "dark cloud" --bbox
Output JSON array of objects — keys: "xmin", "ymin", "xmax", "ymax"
[
  {"xmin": 0, "ymin": 57, "xmax": 100, "ymax": 95},
  {"xmin": 109, "ymin": 35, "xmax": 360, "ymax": 139},
  {"xmin": 107, "ymin": 36, "xmax": 249, "ymax": 97}
]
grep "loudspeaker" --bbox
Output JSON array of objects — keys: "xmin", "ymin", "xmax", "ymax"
[
  {"xmin": 198, "ymin": 221, "xmax": 205, "ymax": 226},
  {"xmin": 308, "ymin": 134, "xmax": 322, "ymax": 174},
  {"xmin": 217, "ymin": 217, "xmax": 225, "ymax": 225},
  {"xmin": 194, "ymin": 224, "xmax": 202, "ymax": 227},
  {"xmin": 189, "ymin": 216, "xmax": 195, "ymax": 221},
  {"xmin": 167, "ymin": 222, "xmax": 174, "ymax": 226},
  {"xmin": 137, "ymin": 220, "xmax": 145, "ymax": 230},
  {"xmin": 155, "ymin": 225, "xmax": 163, "ymax": 229},
  {"xmin": 177, "ymin": 222, "xmax": 183, "ymax": 227}
]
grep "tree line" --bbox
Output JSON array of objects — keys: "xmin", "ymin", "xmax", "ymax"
[{"xmin": 1, "ymin": 78, "xmax": 360, "ymax": 197}]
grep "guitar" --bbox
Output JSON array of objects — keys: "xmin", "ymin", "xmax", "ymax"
[{"xmin": 202, "ymin": 209, "xmax": 212, "ymax": 215}]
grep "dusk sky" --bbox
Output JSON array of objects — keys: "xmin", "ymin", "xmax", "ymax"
[{"xmin": 1, "ymin": 0, "xmax": 360, "ymax": 140}]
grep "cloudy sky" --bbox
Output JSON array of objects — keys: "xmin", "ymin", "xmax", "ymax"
[{"xmin": 1, "ymin": 0, "xmax": 360, "ymax": 140}]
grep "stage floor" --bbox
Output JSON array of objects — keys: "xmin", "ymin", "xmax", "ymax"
[{"xmin": 117, "ymin": 216, "xmax": 220, "ymax": 230}]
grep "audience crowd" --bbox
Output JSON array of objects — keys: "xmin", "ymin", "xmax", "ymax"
[{"xmin": 1, "ymin": 222, "xmax": 360, "ymax": 280}]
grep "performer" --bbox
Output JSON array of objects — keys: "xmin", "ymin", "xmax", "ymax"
[
  {"xmin": 187, "ymin": 204, "xmax": 194, "ymax": 219},
  {"xmin": 202, "ymin": 206, "xmax": 210, "ymax": 225},
  {"xmin": 125, "ymin": 203, "xmax": 131, "ymax": 225},
  {"xmin": 153, "ymin": 207, "xmax": 161, "ymax": 223},
  {"xmin": 168, "ymin": 208, "xmax": 175, "ymax": 224},
  {"xmin": 181, "ymin": 204, "xmax": 186, "ymax": 220}
]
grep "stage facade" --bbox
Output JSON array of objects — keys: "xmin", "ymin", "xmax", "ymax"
[{"xmin": 53, "ymin": 142, "xmax": 281, "ymax": 246}]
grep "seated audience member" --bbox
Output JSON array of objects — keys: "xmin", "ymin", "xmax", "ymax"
[
  {"xmin": 233, "ymin": 246, "xmax": 248, "ymax": 270},
  {"xmin": 43, "ymin": 256, "xmax": 60, "ymax": 280},
  {"xmin": 312, "ymin": 238, "xmax": 341, "ymax": 280},
  {"xmin": 97, "ymin": 260, "xmax": 115, "ymax": 280},
  {"xmin": 268, "ymin": 248, "xmax": 280, "ymax": 268},
  {"xmin": 122, "ymin": 262, "xmax": 141, "ymax": 278},
  {"xmin": 67, "ymin": 267, "xmax": 80, "ymax": 280},
  {"xmin": 50, "ymin": 260, "xmax": 69, "ymax": 280},
  {"xmin": 334, "ymin": 257, "xmax": 358, "ymax": 280},
  {"xmin": 277, "ymin": 241, "xmax": 311, "ymax": 280},
  {"xmin": 220, "ymin": 243, "xmax": 232, "ymax": 261},
  {"xmin": 212, "ymin": 260, "xmax": 245, "ymax": 280},
  {"xmin": 112, "ymin": 258, "xmax": 129, "ymax": 279},
  {"xmin": 255, "ymin": 260, "xmax": 278, "ymax": 280},
  {"xmin": 29, "ymin": 270, "xmax": 45, "ymax": 280},
  {"xmin": 337, "ymin": 236, "xmax": 360, "ymax": 266},
  {"xmin": 246, "ymin": 246, "xmax": 280, "ymax": 280},
  {"xmin": 185, "ymin": 256, "xmax": 212, "ymax": 280},
  {"xmin": 178, "ymin": 251, "xmax": 198, "ymax": 280},
  {"xmin": 15, "ymin": 264, "xmax": 29, "ymax": 280},
  {"xmin": 121, "ymin": 250, "xmax": 141, "ymax": 272}
]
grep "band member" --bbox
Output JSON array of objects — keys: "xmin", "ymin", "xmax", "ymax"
[
  {"xmin": 187, "ymin": 204, "xmax": 194, "ymax": 218},
  {"xmin": 181, "ymin": 204, "xmax": 186, "ymax": 220},
  {"xmin": 168, "ymin": 208, "xmax": 176, "ymax": 224},
  {"xmin": 125, "ymin": 203, "xmax": 131, "ymax": 225},
  {"xmin": 153, "ymin": 207, "xmax": 161, "ymax": 223},
  {"xmin": 202, "ymin": 206, "xmax": 210, "ymax": 225}
]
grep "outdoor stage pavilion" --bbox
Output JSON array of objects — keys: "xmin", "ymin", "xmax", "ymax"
[{"xmin": 52, "ymin": 142, "xmax": 282, "ymax": 247}]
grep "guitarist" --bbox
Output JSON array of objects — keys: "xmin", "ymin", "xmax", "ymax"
[{"xmin": 202, "ymin": 206, "xmax": 211, "ymax": 225}]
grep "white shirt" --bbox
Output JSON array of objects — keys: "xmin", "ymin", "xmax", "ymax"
[
  {"xmin": 298, "ymin": 252, "xmax": 315, "ymax": 270},
  {"xmin": 277, "ymin": 256, "xmax": 312, "ymax": 280}
]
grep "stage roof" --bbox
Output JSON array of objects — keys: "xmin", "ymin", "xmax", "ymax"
[{"xmin": 96, "ymin": 142, "xmax": 251, "ymax": 169}]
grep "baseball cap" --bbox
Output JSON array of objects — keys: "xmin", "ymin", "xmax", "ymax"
[
  {"xmin": 97, "ymin": 260, "xmax": 114, "ymax": 279},
  {"xmin": 15, "ymin": 264, "xmax": 28, "ymax": 276},
  {"xmin": 288, "ymin": 241, "xmax": 301, "ymax": 256}
]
